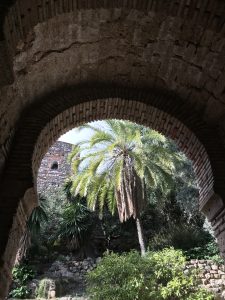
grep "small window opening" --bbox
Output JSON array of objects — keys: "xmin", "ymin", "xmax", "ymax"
[{"xmin": 51, "ymin": 161, "xmax": 58, "ymax": 170}]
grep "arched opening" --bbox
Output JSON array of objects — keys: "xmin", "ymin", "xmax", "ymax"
[
  {"xmin": 0, "ymin": 1, "xmax": 225, "ymax": 298},
  {"xmin": 1, "ymin": 87, "xmax": 225, "ymax": 298},
  {"xmin": 32, "ymin": 97, "xmax": 215, "ymax": 205},
  {"xmin": 9, "ymin": 118, "xmax": 221, "ymax": 298}
]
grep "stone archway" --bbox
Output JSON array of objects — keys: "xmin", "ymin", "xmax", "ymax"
[
  {"xmin": 32, "ymin": 97, "xmax": 214, "ymax": 206},
  {"xmin": 1, "ymin": 1, "xmax": 225, "ymax": 298},
  {"xmin": 1, "ymin": 0, "xmax": 225, "ymax": 160},
  {"xmin": 1, "ymin": 86, "xmax": 225, "ymax": 298}
]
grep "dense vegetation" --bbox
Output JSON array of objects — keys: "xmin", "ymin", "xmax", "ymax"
[
  {"xmin": 10, "ymin": 120, "xmax": 222, "ymax": 299},
  {"xmin": 68, "ymin": 121, "xmax": 200, "ymax": 255},
  {"xmin": 9, "ymin": 265, "xmax": 35, "ymax": 298},
  {"xmin": 87, "ymin": 248, "xmax": 214, "ymax": 300}
]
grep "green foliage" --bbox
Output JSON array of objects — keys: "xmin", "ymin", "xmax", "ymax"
[
  {"xmin": 26, "ymin": 184, "xmax": 99, "ymax": 258},
  {"xmin": 173, "ymin": 158, "xmax": 199, "ymax": 215},
  {"xmin": 9, "ymin": 286, "xmax": 30, "ymax": 299},
  {"xmin": 25, "ymin": 120, "xmax": 214, "ymax": 264},
  {"xmin": 16, "ymin": 196, "xmax": 49, "ymax": 262},
  {"xmin": 69, "ymin": 120, "xmax": 184, "ymax": 218},
  {"xmin": 87, "ymin": 248, "xmax": 214, "ymax": 300},
  {"xmin": 39, "ymin": 187, "xmax": 66, "ymax": 241},
  {"xmin": 148, "ymin": 249, "xmax": 214, "ymax": 300},
  {"xmin": 138, "ymin": 190, "xmax": 212, "ymax": 257},
  {"xmin": 36, "ymin": 278, "xmax": 53, "ymax": 298},
  {"xmin": 87, "ymin": 251, "xmax": 151, "ymax": 300},
  {"xmin": 186, "ymin": 288, "xmax": 217, "ymax": 300},
  {"xmin": 185, "ymin": 241, "xmax": 223, "ymax": 264},
  {"xmin": 27, "ymin": 186, "xmax": 67, "ymax": 256},
  {"xmin": 28, "ymin": 196, "xmax": 48, "ymax": 237},
  {"xmin": 69, "ymin": 120, "xmax": 188, "ymax": 254},
  {"xmin": 9, "ymin": 265, "xmax": 35, "ymax": 299},
  {"xmin": 11, "ymin": 265, "xmax": 35, "ymax": 284},
  {"xmin": 149, "ymin": 224, "xmax": 212, "ymax": 252},
  {"xmin": 53, "ymin": 196, "xmax": 94, "ymax": 251}
]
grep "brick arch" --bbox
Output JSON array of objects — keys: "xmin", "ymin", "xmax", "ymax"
[
  {"xmin": 2, "ymin": 84, "xmax": 225, "ymax": 211},
  {"xmin": 1, "ymin": 0, "xmax": 225, "ymax": 116},
  {"xmin": 1, "ymin": 0, "xmax": 225, "ymax": 172},
  {"xmin": 1, "ymin": 85, "xmax": 225, "ymax": 297},
  {"xmin": 4, "ymin": 85, "xmax": 225, "ymax": 204},
  {"xmin": 0, "ymin": 1, "xmax": 225, "ymax": 298},
  {"xmin": 33, "ymin": 98, "xmax": 213, "ymax": 209}
]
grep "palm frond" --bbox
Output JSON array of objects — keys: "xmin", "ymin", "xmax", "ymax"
[
  {"xmin": 87, "ymin": 155, "xmax": 105, "ymax": 175},
  {"xmin": 89, "ymin": 131, "xmax": 114, "ymax": 147},
  {"xmin": 68, "ymin": 119, "xmax": 186, "ymax": 225},
  {"xmin": 77, "ymin": 123, "xmax": 103, "ymax": 133}
]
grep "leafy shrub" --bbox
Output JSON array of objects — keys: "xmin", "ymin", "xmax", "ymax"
[
  {"xmin": 53, "ymin": 198, "xmax": 94, "ymax": 252},
  {"xmin": 11, "ymin": 265, "xmax": 35, "ymax": 284},
  {"xmin": 9, "ymin": 265, "xmax": 35, "ymax": 299},
  {"xmin": 149, "ymin": 224, "xmax": 211, "ymax": 252},
  {"xmin": 16, "ymin": 196, "xmax": 49, "ymax": 263},
  {"xmin": 87, "ymin": 248, "xmax": 214, "ymax": 300},
  {"xmin": 87, "ymin": 251, "xmax": 151, "ymax": 300},
  {"xmin": 36, "ymin": 278, "xmax": 54, "ymax": 298},
  {"xmin": 9, "ymin": 286, "xmax": 30, "ymax": 299},
  {"xmin": 185, "ymin": 241, "xmax": 223, "ymax": 264},
  {"xmin": 39, "ymin": 186, "xmax": 66, "ymax": 245}
]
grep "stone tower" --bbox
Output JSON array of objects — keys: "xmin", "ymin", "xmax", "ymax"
[{"xmin": 37, "ymin": 141, "xmax": 72, "ymax": 194}]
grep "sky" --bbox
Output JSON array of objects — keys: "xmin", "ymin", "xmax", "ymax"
[
  {"xmin": 58, "ymin": 121, "xmax": 105, "ymax": 144},
  {"xmin": 59, "ymin": 127, "xmax": 92, "ymax": 144},
  {"xmin": 58, "ymin": 121, "xmax": 110, "ymax": 171}
]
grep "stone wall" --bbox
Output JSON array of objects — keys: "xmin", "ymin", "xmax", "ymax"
[
  {"xmin": 25, "ymin": 255, "xmax": 98, "ymax": 299},
  {"xmin": 185, "ymin": 259, "xmax": 225, "ymax": 299},
  {"xmin": 1, "ymin": 1, "xmax": 225, "ymax": 298},
  {"xmin": 23, "ymin": 257, "xmax": 225, "ymax": 299},
  {"xmin": 37, "ymin": 141, "xmax": 72, "ymax": 194},
  {"xmin": 36, "ymin": 258, "xmax": 225, "ymax": 299}
]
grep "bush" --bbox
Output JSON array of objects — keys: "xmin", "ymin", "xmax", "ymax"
[
  {"xmin": 53, "ymin": 199, "xmax": 94, "ymax": 251},
  {"xmin": 9, "ymin": 286, "xmax": 30, "ymax": 299},
  {"xmin": 87, "ymin": 251, "xmax": 151, "ymax": 300},
  {"xmin": 185, "ymin": 241, "xmax": 223, "ymax": 264},
  {"xmin": 87, "ymin": 248, "xmax": 214, "ymax": 300},
  {"xmin": 11, "ymin": 265, "xmax": 35, "ymax": 284},
  {"xmin": 36, "ymin": 278, "xmax": 54, "ymax": 298},
  {"xmin": 9, "ymin": 265, "xmax": 35, "ymax": 299},
  {"xmin": 148, "ymin": 224, "xmax": 211, "ymax": 252}
]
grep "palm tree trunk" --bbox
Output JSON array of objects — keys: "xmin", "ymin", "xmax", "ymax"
[
  {"xmin": 135, "ymin": 217, "xmax": 146, "ymax": 256},
  {"xmin": 15, "ymin": 229, "xmax": 31, "ymax": 265}
]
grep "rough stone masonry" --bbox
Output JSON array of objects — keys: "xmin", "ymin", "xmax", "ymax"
[
  {"xmin": 1, "ymin": 1, "xmax": 225, "ymax": 298},
  {"xmin": 37, "ymin": 141, "xmax": 72, "ymax": 194}
]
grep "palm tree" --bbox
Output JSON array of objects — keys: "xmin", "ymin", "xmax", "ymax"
[
  {"xmin": 69, "ymin": 120, "xmax": 183, "ymax": 255},
  {"xmin": 54, "ymin": 200, "xmax": 93, "ymax": 250},
  {"xmin": 15, "ymin": 196, "xmax": 48, "ymax": 264}
]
